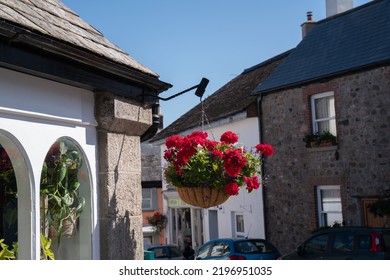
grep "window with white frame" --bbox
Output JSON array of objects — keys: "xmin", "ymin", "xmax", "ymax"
[
  {"xmin": 311, "ymin": 92, "xmax": 337, "ymax": 135},
  {"xmin": 317, "ymin": 185, "xmax": 343, "ymax": 227},
  {"xmin": 234, "ymin": 213, "xmax": 245, "ymax": 238},
  {"xmin": 142, "ymin": 188, "xmax": 157, "ymax": 210}
]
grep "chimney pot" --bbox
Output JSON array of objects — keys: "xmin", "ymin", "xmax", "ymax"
[{"xmin": 307, "ymin": 11, "xmax": 313, "ymax": 21}]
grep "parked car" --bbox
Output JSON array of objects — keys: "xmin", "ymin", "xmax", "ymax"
[
  {"xmin": 280, "ymin": 226, "xmax": 390, "ymax": 260},
  {"xmin": 194, "ymin": 238, "xmax": 281, "ymax": 260},
  {"xmin": 145, "ymin": 244, "xmax": 183, "ymax": 260}
]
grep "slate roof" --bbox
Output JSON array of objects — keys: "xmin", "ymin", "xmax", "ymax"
[
  {"xmin": 256, "ymin": 0, "xmax": 390, "ymax": 94},
  {"xmin": 0, "ymin": 0, "xmax": 157, "ymax": 77},
  {"xmin": 151, "ymin": 51, "xmax": 290, "ymax": 142}
]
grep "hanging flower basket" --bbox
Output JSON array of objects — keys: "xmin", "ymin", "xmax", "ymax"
[
  {"xmin": 177, "ymin": 186, "xmax": 230, "ymax": 208},
  {"xmin": 163, "ymin": 131, "xmax": 274, "ymax": 208},
  {"xmin": 147, "ymin": 211, "xmax": 167, "ymax": 234}
]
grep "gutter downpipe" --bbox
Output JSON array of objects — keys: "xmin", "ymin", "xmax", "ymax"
[
  {"xmin": 140, "ymin": 102, "xmax": 160, "ymax": 142},
  {"xmin": 257, "ymin": 94, "xmax": 268, "ymax": 240}
]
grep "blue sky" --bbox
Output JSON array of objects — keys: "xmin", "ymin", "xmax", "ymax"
[{"xmin": 61, "ymin": 0, "xmax": 371, "ymax": 127}]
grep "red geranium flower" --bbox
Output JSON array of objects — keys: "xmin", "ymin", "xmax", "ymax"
[
  {"xmin": 224, "ymin": 182, "xmax": 240, "ymax": 196},
  {"xmin": 255, "ymin": 144, "xmax": 274, "ymax": 157},
  {"xmin": 220, "ymin": 131, "xmax": 238, "ymax": 144},
  {"xmin": 165, "ymin": 135, "xmax": 183, "ymax": 149},
  {"xmin": 222, "ymin": 149, "xmax": 247, "ymax": 177},
  {"xmin": 244, "ymin": 176, "xmax": 260, "ymax": 192}
]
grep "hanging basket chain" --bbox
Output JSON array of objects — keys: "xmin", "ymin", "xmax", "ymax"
[{"xmin": 200, "ymin": 98, "xmax": 215, "ymax": 140}]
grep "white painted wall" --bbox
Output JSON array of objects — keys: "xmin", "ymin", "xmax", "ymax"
[{"xmin": 0, "ymin": 67, "xmax": 98, "ymax": 259}]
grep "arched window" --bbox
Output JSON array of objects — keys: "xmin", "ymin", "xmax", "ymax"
[
  {"xmin": 40, "ymin": 138, "xmax": 92, "ymax": 260},
  {"xmin": 0, "ymin": 130, "xmax": 32, "ymax": 260},
  {"xmin": 0, "ymin": 144, "xmax": 17, "ymax": 252}
]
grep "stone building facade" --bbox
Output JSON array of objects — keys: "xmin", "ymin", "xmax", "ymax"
[
  {"xmin": 256, "ymin": 0, "xmax": 390, "ymax": 254},
  {"xmin": 260, "ymin": 66, "xmax": 390, "ymax": 254}
]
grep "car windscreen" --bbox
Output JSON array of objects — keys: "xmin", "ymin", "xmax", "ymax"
[
  {"xmin": 168, "ymin": 246, "xmax": 182, "ymax": 257},
  {"xmin": 234, "ymin": 240, "xmax": 275, "ymax": 254}
]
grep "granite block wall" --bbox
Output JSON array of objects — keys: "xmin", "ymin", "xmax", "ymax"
[{"xmin": 261, "ymin": 66, "xmax": 390, "ymax": 254}]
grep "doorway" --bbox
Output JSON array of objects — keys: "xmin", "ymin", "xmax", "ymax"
[{"xmin": 361, "ymin": 198, "xmax": 387, "ymax": 227}]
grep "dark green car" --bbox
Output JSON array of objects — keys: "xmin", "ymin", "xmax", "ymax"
[{"xmin": 280, "ymin": 227, "xmax": 390, "ymax": 260}]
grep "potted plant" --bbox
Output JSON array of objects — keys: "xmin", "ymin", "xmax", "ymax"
[
  {"xmin": 0, "ymin": 234, "xmax": 55, "ymax": 260},
  {"xmin": 0, "ymin": 238, "xmax": 17, "ymax": 260},
  {"xmin": 303, "ymin": 130, "xmax": 337, "ymax": 148},
  {"xmin": 163, "ymin": 131, "xmax": 274, "ymax": 208},
  {"xmin": 147, "ymin": 211, "xmax": 167, "ymax": 235},
  {"xmin": 40, "ymin": 142, "xmax": 85, "ymax": 245}
]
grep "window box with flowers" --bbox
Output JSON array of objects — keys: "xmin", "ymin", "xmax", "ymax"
[
  {"xmin": 303, "ymin": 131, "xmax": 337, "ymax": 148},
  {"xmin": 147, "ymin": 211, "xmax": 167, "ymax": 234},
  {"xmin": 163, "ymin": 131, "xmax": 274, "ymax": 208}
]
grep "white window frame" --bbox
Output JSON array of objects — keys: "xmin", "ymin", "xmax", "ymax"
[
  {"xmin": 311, "ymin": 91, "xmax": 336, "ymax": 135},
  {"xmin": 234, "ymin": 213, "xmax": 245, "ymax": 238},
  {"xmin": 317, "ymin": 185, "xmax": 343, "ymax": 227}
]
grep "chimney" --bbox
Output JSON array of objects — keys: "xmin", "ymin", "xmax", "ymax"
[
  {"xmin": 301, "ymin": 11, "xmax": 317, "ymax": 38},
  {"xmin": 326, "ymin": 0, "xmax": 353, "ymax": 17}
]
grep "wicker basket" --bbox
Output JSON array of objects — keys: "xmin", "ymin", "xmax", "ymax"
[{"xmin": 177, "ymin": 186, "xmax": 230, "ymax": 208}]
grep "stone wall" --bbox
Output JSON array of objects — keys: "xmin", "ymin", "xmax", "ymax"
[
  {"xmin": 95, "ymin": 92, "xmax": 152, "ymax": 259},
  {"xmin": 141, "ymin": 141, "xmax": 162, "ymax": 182},
  {"xmin": 261, "ymin": 66, "xmax": 390, "ymax": 254}
]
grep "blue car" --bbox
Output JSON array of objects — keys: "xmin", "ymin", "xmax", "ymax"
[
  {"xmin": 145, "ymin": 244, "xmax": 183, "ymax": 260},
  {"xmin": 194, "ymin": 238, "xmax": 281, "ymax": 260}
]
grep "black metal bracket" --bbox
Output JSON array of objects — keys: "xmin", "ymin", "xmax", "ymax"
[{"xmin": 139, "ymin": 77, "xmax": 209, "ymax": 102}]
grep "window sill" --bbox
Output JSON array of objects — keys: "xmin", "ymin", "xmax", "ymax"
[{"xmin": 306, "ymin": 145, "xmax": 338, "ymax": 152}]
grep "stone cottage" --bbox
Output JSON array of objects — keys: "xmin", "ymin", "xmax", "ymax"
[
  {"xmin": 0, "ymin": 0, "xmax": 170, "ymax": 259},
  {"xmin": 255, "ymin": 0, "xmax": 390, "ymax": 254}
]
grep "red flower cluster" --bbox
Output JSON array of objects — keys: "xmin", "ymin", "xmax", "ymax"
[
  {"xmin": 0, "ymin": 147, "xmax": 12, "ymax": 172},
  {"xmin": 164, "ymin": 130, "xmax": 274, "ymax": 197},
  {"xmin": 255, "ymin": 144, "xmax": 274, "ymax": 157},
  {"xmin": 153, "ymin": 211, "xmax": 162, "ymax": 222},
  {"xmin": 222, "ymin": 149, "xmax": 247, "ymax": 177},
  {"xmin": 147, "ymin": 211, "xmax": 167, "ymax": 233}
]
